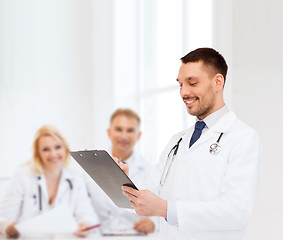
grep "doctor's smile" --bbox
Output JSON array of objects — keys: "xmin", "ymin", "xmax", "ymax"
[
  {"xmin": 183, "ymin": 97, "xmax": 198, "ymax": 107},
  {"xmin": 118, "ymin": 140, "xmax": 130, "ymax": 148}
]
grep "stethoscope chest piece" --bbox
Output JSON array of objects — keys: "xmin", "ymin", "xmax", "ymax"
[
  {"xmin": 209, "ymin": 132, "xmax": 224, "ymax": 155},
  {"xmin": 209, "ymin": 143, "xmax": 221, "ymax": 154}
]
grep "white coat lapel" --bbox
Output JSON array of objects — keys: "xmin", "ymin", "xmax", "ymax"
[
  {"xmin": 210, "ymin": 111, "xmax": 237, "ymax": 133},
  {"xmin": 37, "ymin": 174, "xmax": 48, "ymax": 207},
  {"xmin": 54, "ymin": 168, "xmax": 72, "ymax": 205},
  {"xmin": 189, "ymin": 111, "xmax": 237, "ymax": 149}
]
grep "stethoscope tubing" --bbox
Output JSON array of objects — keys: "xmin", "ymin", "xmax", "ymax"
[
  {"xmin": 160, "ymin": 132, "xmax": 224, "ymax": 186},
  {"xmin": 37, "ymin": 177, "xmax": 73, "ymax": 212},
  {"xmin": 160, "ymin": 138, "xmax": 183, "ymax": 186},
  {"xmin": 38, "ymin": 181, "xmax": 42, "ymax": 211},
  {"xmin": 216, "ymin": 133, "xmax": 224, "ymax": 143}
]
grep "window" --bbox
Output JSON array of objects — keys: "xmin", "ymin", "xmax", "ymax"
[{"xmin": 113, "ymin": 0, "xmax": 212, "ymax": 164}]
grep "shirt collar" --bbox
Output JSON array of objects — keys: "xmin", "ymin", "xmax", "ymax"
[
  {"xmin": 197, "ymin": 105, "xmax": 229, "ymax": 129},
  {"xmin": 121, "ymin": 151, "xmax": 135, "ymax": 165}
]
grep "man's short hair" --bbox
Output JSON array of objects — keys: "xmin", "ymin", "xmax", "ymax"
[
  {"xmin": 181, "ymin": 48, "xmax": 228, "ymax": 84},
  {"xmin": 110, "ymin": 108, "xmax": 141, "ymax": 126}
]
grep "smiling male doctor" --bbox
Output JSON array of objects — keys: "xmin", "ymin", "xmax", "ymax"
[{"xmin": 121, "ymin": 48, "xmax": 263, "ymax": 240}]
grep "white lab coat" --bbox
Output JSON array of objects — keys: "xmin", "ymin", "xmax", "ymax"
[
  {"xmin": 150, "ymin": 111, "xmax": 262, "ymax": 240},
  {"xmin": 0, "ymin": 162, "xmax": 100, "ymax": 236}
]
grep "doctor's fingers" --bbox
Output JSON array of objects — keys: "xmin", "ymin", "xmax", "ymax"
[
  {"xmin": 74, "ymin": 223, "xmax": 90, "ymax": 238},
  {"xmin": 134, "ymin": 218, "xmax": 155, "ymax": 233},
  {"xmin": 6, "ymin": 222, "xmax": 20, "ymax": 239},
  {"xmin": 113, "ymin": 157, "xmax": 129, "ymax": 175},
  {"xmin": 121, "ymin": 186, "xmax": 139, "ymax": 197},
  {"xmin": 120, "ymin": 163, "xmax": 129, "ymax": 176},
  {"xmin": 122, "ymin": 190, "xmax": 138, "ymax": 204}
]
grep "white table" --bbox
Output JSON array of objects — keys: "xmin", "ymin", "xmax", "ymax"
[{"xmin": 0, "ymin": 231, "xmax": 160, "ymax": 240}]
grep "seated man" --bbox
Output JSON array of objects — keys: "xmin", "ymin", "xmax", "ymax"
[{"xmin": 86, "ymin": 108, "xmax": 155, "ymax": 234}]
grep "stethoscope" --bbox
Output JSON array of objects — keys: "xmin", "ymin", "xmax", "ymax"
[
  {"xmin": 35, "ymin": 176, "xmax": 73, "ymax": 211},
  {"xmin": 209, "ymin": 133, "xmax": 224, "ymax": 155},
  {"xmin": 160, "ymin": 132, "xmax": 224, "ymax": 186},
  {"xmin": 160, "ymin": 138, "xmax": 183, "ymax": 186}
]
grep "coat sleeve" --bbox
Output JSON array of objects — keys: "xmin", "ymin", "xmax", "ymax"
[
  {"xmin": 0, "ymin": 170, "xmax": 26, "ymax": 235},
  {"xmin": 71, "ymin": 174, "xmax": 100, "ymax": 225},
  {"xmin": 177, "ymin": 129, "xmax": 263, "ymax": 232}
]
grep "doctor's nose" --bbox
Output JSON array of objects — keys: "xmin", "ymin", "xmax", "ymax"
[
  {"xmin": 50, "ymin": 149, "xmax": 57, "ymax": 157},
  {"xmin": 120, "ymin": 131, "xmax": 129, "ymax": 140},
  {"xmin": 180, "ymin": 85, "xmax": 192, "ymax": 98}
]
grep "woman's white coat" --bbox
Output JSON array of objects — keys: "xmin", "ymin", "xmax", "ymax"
[{"xmin": 0, "ymin": 164, "xmax": 99, "ymax": 235}]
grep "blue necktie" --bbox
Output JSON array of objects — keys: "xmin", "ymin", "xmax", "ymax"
[{"xmin": 189, "ymin": 121, "xmax": 206, "ymax": 148}]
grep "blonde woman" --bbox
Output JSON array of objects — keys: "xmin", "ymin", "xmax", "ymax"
[{"xmin": 0, "ymin": 125, "xmax": 100, "ymax": 238}]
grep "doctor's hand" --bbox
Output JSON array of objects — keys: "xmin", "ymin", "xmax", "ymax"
[
  {"xmin": 113, "ymin": 156, "xmax": 129, "ymax": 176},
  {"xmin": 6, "ymin": 222, "xmax": 20, "ymax": 239},
  {"xmin": 74, "ymin": 223, "xmax": 91, "ymax": 238},
  {"xmin": 122, "ymin": 186, "xmax": 167, "ymax": 218},
  {"xmin": 134, "ymin": 218, "xmax": 155, "ymax": 234}
]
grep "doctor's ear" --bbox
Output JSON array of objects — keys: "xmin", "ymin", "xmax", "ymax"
[
  {"xmin": 214, "ymin": 74, "xmax": 224, "ymax": 90},
  {"xmin": 137, "ymin": 131, "xmax": 142, "ymax": 141},
  {"xmin": 107, "ymin": 128, "xmax": 111, "ymax": 138}
]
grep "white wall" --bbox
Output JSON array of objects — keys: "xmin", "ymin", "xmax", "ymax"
[
  {"xmin": 214, "ymin": 0, "xmax": 283, "ymax": 239},
  {"xmin": 0, "ymin": 0, "xmax": 99, "ymax": 176},
  {"xmin": 91, "ymin": 0, "xmax": 114, "ymax": 150},
  {"xmin": 232, "ymin": 1, "xmax": 283, "ymax": 239}
]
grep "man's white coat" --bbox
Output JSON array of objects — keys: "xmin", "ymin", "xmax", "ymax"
[{"xmin": 151, "ymin": 111, "xmax": 262, "ymax": 240}]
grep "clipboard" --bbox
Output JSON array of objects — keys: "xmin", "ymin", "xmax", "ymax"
[{"xmin": 69, "ymin": 150, "xmax": 138, "ymax": 209}]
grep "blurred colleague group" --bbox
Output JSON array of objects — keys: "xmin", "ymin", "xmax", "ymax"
[{"xmin": 0, "ymin": 108, "xmax": 155, "ymax": 238}]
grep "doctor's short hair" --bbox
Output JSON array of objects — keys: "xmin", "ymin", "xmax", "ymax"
[
  {"xmin": 32, "ymin": 125, "xmax": 71, "ymax": 174},
  {"xmin": 110, "ymin": 108, "xmax": 141, "ymax": 127},
  {"xmin": 181, "ymin": 47, "xmax": 228, "ymax": 85}
]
